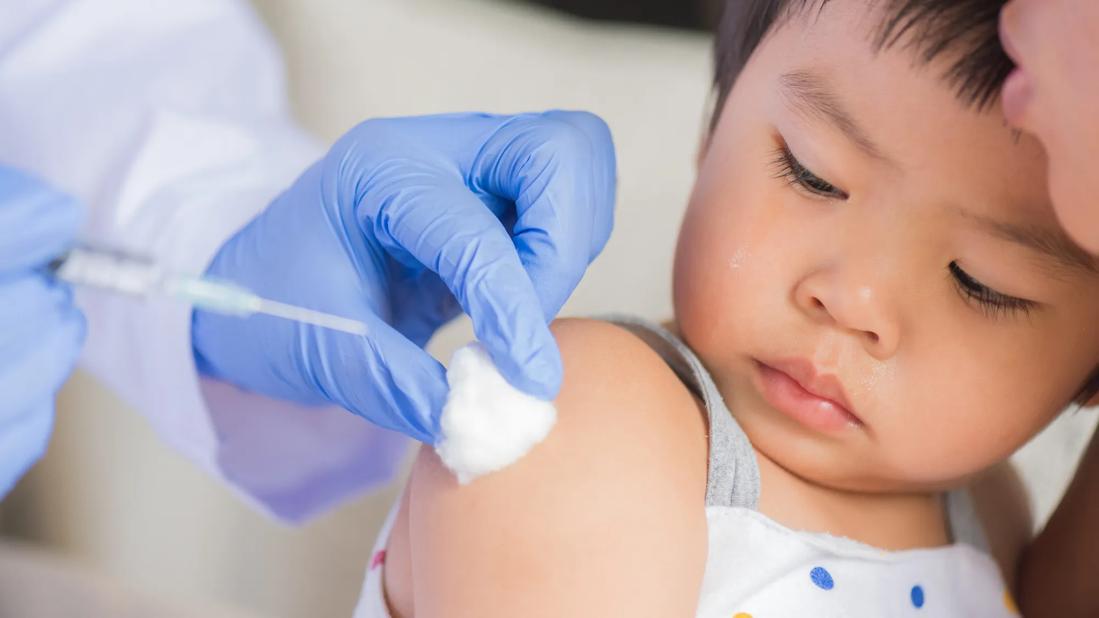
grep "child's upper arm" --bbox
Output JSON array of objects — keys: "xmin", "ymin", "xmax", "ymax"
[{"xmin": 406, "ymin": 318, "xmax": 710, "ymax": 618}]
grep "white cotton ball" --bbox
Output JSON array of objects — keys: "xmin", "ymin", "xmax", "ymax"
[{"xmin": 434, "ymin": 343, "xmax": 557, "ymax": 484}]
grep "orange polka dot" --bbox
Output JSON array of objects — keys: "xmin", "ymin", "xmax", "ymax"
[{"xmin": 1003, "ymin": 589, "xmax": 1019, "ymax": 615}]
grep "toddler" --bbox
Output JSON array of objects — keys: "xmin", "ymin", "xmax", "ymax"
[{"xmin": 358, "ymin": 0, "xmax": 1099, "ymax": 615}]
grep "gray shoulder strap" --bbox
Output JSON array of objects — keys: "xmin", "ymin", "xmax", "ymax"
[
  {"xmin": 602, "ymin": 317, "xmax": 991, "ymax": 552},
  {"xmin": 605, "ymin": 316, "xmax": 760, "ymax": 509}
]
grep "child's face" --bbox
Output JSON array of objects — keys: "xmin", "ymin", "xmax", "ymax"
[{"xmin": 674, "ymin": 1, "xmax": 1099, "ymax": 493}]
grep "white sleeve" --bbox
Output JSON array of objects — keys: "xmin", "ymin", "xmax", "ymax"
[{"xmin": 0, "ymin": 0, "xmax": 408, "ymax": 522}]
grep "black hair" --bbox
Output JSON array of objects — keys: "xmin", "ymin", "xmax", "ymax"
[{"xmin": 710, "ymin": 0, "xmax": 1014, "ymax": 130}]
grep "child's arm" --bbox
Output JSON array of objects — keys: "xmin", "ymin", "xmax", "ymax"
[
  {"xmin": 403, "ymin": 318, "xmax": 710, "ymax": 617},
  {"xmin": 1017, "ymin": 429, "xmax": 1099, "ymax": 617}
]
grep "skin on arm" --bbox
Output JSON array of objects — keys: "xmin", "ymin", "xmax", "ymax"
[
  {"xmin": 386, "ymin": 318, "xmax": 710, "ymax": 618},
  {"xmin": 1017, "ymin": 427, "xmax": 1099, "ymax": 617}
]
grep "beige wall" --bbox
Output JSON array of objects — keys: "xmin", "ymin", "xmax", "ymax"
[{"xmin": 1, "ymin": 0, "xmax": 1094, "ymax": 616}]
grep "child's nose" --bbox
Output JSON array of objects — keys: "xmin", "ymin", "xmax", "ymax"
[{"xmin": 793, "ymin": 269, "xmax": 900, "ymax": 360}]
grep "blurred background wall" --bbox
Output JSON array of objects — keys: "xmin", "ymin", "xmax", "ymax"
[{"xmin": 0, "ymin": 0, "xmax": 1094, "ymax": 616}]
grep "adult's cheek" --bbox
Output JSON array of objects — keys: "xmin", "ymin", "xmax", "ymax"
[
  {"xmin": 1045, "ymin": 139, "xmax": 1099, "ymax": 254},
  {"xmin": 1027, "ymin": 75, "xmax": 1099, "ymax": 254},
  {"xmin": 1001, "ymin": 0, "xmax": 1099, "ymax": 253}
]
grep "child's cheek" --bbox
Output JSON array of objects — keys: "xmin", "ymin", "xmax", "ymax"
[
  {"xmin": 674, "ymin": 192, "xmax": 771, "ymax": 360},
  {"xmin": 675, "ymin": 205, "xmax": 732, "ymax": 350}
]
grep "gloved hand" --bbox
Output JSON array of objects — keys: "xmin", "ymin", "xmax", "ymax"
[
  {"xmin": 192, "ymin": 111, "xmax": 616, "ymax": 444},
  {"xmin": 0, "ymin": 167, "xmax": 84, "ymax": 496}
]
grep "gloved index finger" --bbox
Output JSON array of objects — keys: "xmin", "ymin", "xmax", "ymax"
[
  {"xmin": 468, "ymin": 111, "xmax": 617, "ymax": 317},
  {"xmin": 365, "ymin": 176, "xmax": 563, "ymax": 401},
  {"xmin": 0, "ymin": 167, "xmax": 84, "ymax": 274}
]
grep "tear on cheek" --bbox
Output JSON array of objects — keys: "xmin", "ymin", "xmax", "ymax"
[
  {"xmin": 852, "ymin": 362, "xmax": 892, "ymax": 400},
  {"xmin": 728, "ymin": 247, "xmax": 751, "ymax": 271}
]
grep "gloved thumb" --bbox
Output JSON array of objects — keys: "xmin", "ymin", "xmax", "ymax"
[
  {"xmin": 0, "ymin": 167, "xmax": 83, "ymax": 274},
  {"xmin": 326, "ymin": 310, "xmax": 450, "ymax": 443}
]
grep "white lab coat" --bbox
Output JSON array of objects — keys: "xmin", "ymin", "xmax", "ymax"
[{"xmin": 0, "ymin": 0, "xmax": 409, "ymax": 522}]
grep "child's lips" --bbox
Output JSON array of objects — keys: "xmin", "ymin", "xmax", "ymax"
[{"xmin": 753, "ymin": 358, "xmax": 864, "ymax": 433}]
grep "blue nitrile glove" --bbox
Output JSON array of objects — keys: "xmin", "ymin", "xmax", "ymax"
[
  {"xmin": 0, "ymin": 167, "xmax": 84, "ymax": 497},
  {"xmin": 192, "ymin": 111, "xmax": 616, "ymax": 444}
]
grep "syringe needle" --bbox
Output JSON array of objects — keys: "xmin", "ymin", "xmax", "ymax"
[{"xmin": 252, "ymin": 297, "xmax": 369, "ymax": 336}]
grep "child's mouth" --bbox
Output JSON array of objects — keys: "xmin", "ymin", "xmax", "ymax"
[{"xmin": 752, "ymin": 358, "xmax": 864, "ymax": 433}]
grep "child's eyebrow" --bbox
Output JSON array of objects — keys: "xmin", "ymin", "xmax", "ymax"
[
  {"xmin": 955, "ymin": 208, "xmax": 1099, "ymax": 276},
  {"xmin": 779, "ymin": 69, "xmax": 894, "ymax": 165}
]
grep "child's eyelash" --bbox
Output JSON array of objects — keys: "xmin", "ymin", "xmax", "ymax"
[
  {"xmin": 949, "ymin": 261, "xmax": 1036, "ymax": 319},
  {"xmin": 767, "ymin": 143, "xmax": 1034, "ymax": 321},
  {"xmin": 769, "ymin": 144, "xmax": 849, "ymax": 199}
]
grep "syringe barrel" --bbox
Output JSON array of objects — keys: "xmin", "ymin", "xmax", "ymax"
[{"xmin": 49, "ymin": 246, "xmax": 164, "ymax": 297}]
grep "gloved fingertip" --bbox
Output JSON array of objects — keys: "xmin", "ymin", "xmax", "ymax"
[
  {"xmin": 47, "ymin": 275, "xmax": 87, "ymax": 344},
  {"xmin": 424, "ymin": 414, "xmax": 446, "ymax": 448},
  {"xmin": 494, "ymin": 340, "xmax": 564, "ymax": 402},
  {"xmin": 418, "ymin": 378, "xmax": 449, "ymax": 445},
  {"xmin": 353, "ymin": 327, "xmax": 450, "ymax": 445},
  {"xmin": 514, "ymin": 245, "xmax": 577, "ymax": 320},
  {"xmin": 0, "ymin": 174, "xmax": 85, "ymax": 270},
  {"xmin": 11, "ymin": 170, "xmax": 85, "ymax": 236},
  {"xmin": 545, "ymin": 110, "xmax": 613, "ymax": 145},
  {"xmin": 411, "ymin": 423, "xmax": 440, "ymax": 448}
]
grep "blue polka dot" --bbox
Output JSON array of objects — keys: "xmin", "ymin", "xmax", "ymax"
[
  {"xmin": 810, "ymin": 567, "xmax": 834, "ymax": 590},
  {"xmin": 911, "ymin": 585, "xmax": 925, "ymax": 608}
]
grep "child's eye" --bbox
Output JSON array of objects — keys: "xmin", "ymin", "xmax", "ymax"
[
  {"xmin": 771, "ymin": 144, "xmax": 849, "ymax": 200},
  {"xmin": 949, "ymin": 261, "xmax": 1036, "ymax": 318}
]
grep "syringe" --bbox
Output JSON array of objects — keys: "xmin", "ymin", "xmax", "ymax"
[{"xmin": 49, "ymin": 245, "xmax": 369, "ymax": 336}]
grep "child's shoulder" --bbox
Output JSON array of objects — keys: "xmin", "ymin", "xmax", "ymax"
[
  {"xmin": 508, "ymin": 317, "xmax": 710, "ymax": 473},
  {"xmin": 390, "ymin": 317, "xmax": 711, "ymax": 616},
  {"xmin": 502, "ymin": 317, "xmax": 710, "ymax": 494}
]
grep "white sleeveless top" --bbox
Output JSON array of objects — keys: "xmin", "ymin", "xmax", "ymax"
[{"xmin": 354, "ymin": 318, "xmax": 1021, "ymax": 617}]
